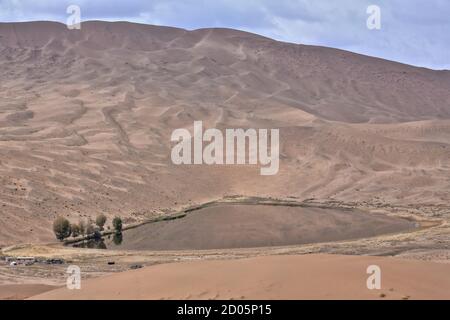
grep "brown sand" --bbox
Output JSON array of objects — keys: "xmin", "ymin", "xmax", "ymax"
[
  {"xmin": 103, "ymin": 205, "xmax": 416, "ymax": 250},
  {"xmin": 0, "ymin": 284, "xmax": 57, "ymax": 300},
  {"xmin": 0, "ymin": 21, "xmax": 450, "ymax": 245},
  {"xmin": 30, "ymin": 254, "xmax": 450, "ymax": 300},
  {"xmin": 0, "ymin": 20, "xmax": 449, "ymax": 300}
]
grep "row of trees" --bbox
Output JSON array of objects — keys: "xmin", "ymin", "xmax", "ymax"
[{"xmin": 53, "ymin": 214, "xmax": 123, "ymax": 241}]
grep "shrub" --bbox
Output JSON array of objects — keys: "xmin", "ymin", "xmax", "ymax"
[
  {"xmin": 71, "ymin": 223, "xmax": 81, "ymax": 237},
  {"xmin": 112, "ymin": 216, "xmax": 123, "ymax": 233},
  {"xmin": 95, "ymin": 214, "xmax": 107, "ymax": 230},
  {"xmin": 53, "ymin": 217, "xmax": 71, "ymax": 241}
]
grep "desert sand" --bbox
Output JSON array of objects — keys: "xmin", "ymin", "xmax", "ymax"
[
  {"xmin": 30, "ymin": 254, "xmax": 450, "ymax": 300},
  {"xmin": 0, "ymin": 21, "xmax": 450, "ymax": 300},
  {"xmin": 0, "ymin": 21, "xmax": 449, "ymax": 246},
  {"xmin": 0, "ymin": 284, "xmax": 57, "ymax": 300}
]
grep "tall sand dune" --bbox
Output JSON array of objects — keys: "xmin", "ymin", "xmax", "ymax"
[{"xmin": 0, "ymin": 21, "xmax": 449, "ymax": 244}]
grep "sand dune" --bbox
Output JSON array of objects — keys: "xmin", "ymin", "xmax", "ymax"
[
  {"xmin": 0, "ymin": 21, "xmax": 449, "ymax": 247},
  {"xmin": 0, "ymin": 284, "xmax": 56, "ymax": 300},
  {"xmin": 30, "ymin": 254, "xmax": 450, "ymax": 300}
]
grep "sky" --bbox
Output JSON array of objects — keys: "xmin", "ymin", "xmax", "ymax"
[{"xmin": 0, "ymin": 0, "xmax": 449, "ymax": 70}]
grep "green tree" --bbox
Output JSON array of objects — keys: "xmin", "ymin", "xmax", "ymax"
[
  {"xmin": 112, "ymin": 232, "xmax": 123, "ymax": 246},
  {"xmin": 53, "ymin": 216, "xmax": 71, "ymax": 241},
  {"xmin": 112, "ymin": 216, "xmax": 123, "ymax": 233},
  {"xmin": 95, "ymin": 214, "xmax": 107, "ymax": 231},
  {"xmin": 71, "ymin": 223, "xmax": 81, "ymax": 237}
]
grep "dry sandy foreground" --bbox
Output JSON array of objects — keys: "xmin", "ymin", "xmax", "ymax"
[
  {"xmin": 29, "ymin": 254, "xmax": 450, "ymax": 300},
  {"xmin": 0, "ymin": 284, "xmax": 57, "ymax": 300}
]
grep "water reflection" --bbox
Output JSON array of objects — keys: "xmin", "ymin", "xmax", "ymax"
[
  {"xmin": 73, "ymin": 238, "xmax": 107, "ymax": 249},
  {"xmin": 113, "ymin": 232, "xmax": 123, "ymax": 246},
  {"xmin": 73, "ymin": 232, "xmax": 123, "ymax": 249}
]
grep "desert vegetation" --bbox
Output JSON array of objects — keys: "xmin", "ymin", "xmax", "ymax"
[
  {"xmin": 52, "ymin": 217, "xmax": 71, "ymax": 241},
  {"xmin": 52, "ymin": 214, "xmax": 118, "ymax": 242},
  {"xmin": 95, "ymin": 214, "xmax": 107, "ymax": 231},
  {"xmin": 112, "ymin": 217, "xmax": 123, "ymax": 233}
]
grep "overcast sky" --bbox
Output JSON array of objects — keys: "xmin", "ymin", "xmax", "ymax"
[{"xmin": 1, "ymin": 0, "xmax": 449, "ymax": 70}]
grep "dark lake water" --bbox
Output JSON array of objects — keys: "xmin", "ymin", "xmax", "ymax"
[{"xmin": 74, "ymin": 204, "xmax": 417, "ymax": 251}]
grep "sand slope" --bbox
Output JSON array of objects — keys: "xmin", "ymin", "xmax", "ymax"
[
  {"xmin": 30, "ymin": 254, "xmax": 450, "ymax": 300},
  {"xmin": 0, "ymin": 284, "xmax": 57, "ymax": 300},
  {"xmin": 0, "ymin": 21, "xmax": 450, "ymax": 245}
]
